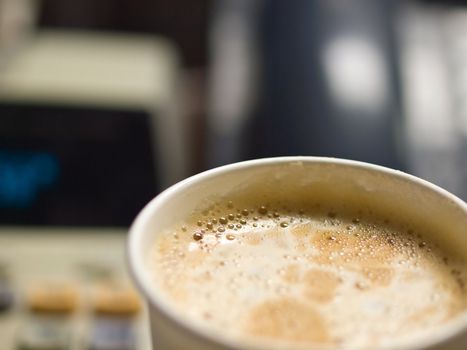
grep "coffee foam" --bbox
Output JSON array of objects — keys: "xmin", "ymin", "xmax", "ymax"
[{"xmin": 148, "ymin": 194, "xmax": 467, "ymax": 349}]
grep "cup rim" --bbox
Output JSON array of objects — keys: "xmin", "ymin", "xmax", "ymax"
[{"xmin": 127, "ymin": 156, "xmax": 467, "ymax": 350}]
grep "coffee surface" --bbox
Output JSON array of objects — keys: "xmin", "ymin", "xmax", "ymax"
[{"xmin": 148, "ymin": 197, "xmax": 467, "ymax": 348}]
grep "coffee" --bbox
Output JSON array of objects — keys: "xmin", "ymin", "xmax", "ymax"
[{"xmin": 147, "ymin": 186, "xmax": 467, "ymax": 349}]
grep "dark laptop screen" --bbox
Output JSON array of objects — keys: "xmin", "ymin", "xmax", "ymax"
[{"xmin": 0, "ymin": 103, "xmax": 159, "ymax": 227}]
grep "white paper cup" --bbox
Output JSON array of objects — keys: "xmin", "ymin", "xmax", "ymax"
[{"xmin": 128, "ymin": 157, "xmax": 467, "ymax": 350}]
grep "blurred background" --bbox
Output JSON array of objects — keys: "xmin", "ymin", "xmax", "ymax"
[
  {"xmin": 0, "ymin": 0, "xmax": 466, "ymax": 349},
  {"xmin": 0, "ymin": 0, "xmax": 467, "ymax": 227}
]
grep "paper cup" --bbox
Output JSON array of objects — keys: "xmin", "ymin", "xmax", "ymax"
[{"xmin": 128, "ymin": 157, "xmax": 467, "ymax": 350}]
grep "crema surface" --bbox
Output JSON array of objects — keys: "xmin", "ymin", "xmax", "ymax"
[{"xmin": 148, "ymin": 197, "xmax": 467, "ymax": 348}]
